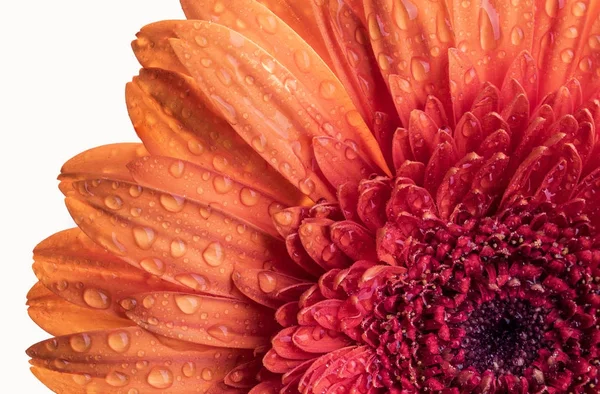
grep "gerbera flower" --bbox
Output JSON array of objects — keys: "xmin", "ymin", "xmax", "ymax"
[{"xmin": 26, "ymin": 0, "xmax": 600, "ymax": 392}]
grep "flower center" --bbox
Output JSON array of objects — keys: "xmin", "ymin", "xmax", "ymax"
[{"xmin": 459, "ymin": 298, "xmax": 548, "ymax": 376}]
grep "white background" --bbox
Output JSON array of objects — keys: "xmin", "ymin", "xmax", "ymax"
[{"xmin": 1, "ymin": 2, "xmax": 183, "ymax": 392}]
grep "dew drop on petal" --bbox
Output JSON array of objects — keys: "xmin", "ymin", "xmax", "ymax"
[
  {"xmin": 140, "ymin": 258, "xmax": 166, "ymax": 276},
  {"xmin": 207, "ymin": 325, "xmax": 233, "ymax": 343},
  {"xmin": 83, "ymin": 288, "xmax": 111, "ymax": 309},
  {"xmin": 168, "ymin": 160, "xmax": 185, "ymax": 178},
  {"xmin": 203, "ymin": 242, "xmax": 224, "ymax": 267},
  {"xmin": 510, "ymin": 26, "xmax": 524, "ymax": 45},
  {"xmin": 147, "ymin": 367, "xmax": 174, "ymax": 389},
  {"xmin": 293, "ymin": 49, "xmax": 311, "ymax": 73},
  {"xmin": 160, "ymin": 194, "xmax": 185, "ymax": 213},
  {"xmin": 182, "ymin": 362, "xmax": 196, "ymax": 378},
  {"xmin": 201, "ymin": 368, "xmax": 214, "ymax": 381},
  {"xmin": 104, "ymin": 195, "xmax": 123, "ymax": 210},
  {"xmin": 69, "ymin": 333, "xmax": 91, "ymax": 353},
  {"xmin": 170, "ymin": 239, "xmax": 187, "ymax": 258},
  {"xmin": 410, "ymin": 57, "xmax": 431, "ymax": 82},
  {"xmin": 107, "ymin": 331, "xmax": 131, "ymax": 353},
  {"xmin": 105, "ymin": 371, "xmax": 129, "ymax": 387},
  {"xmin": 213, "ymin": 176, "xmax": 233, "ymax": 194},
  {"xmin": 256, "ymin": 14, "xmax": 278, "ymax": 34},
  {"xmin": 258, "ymin": 271, "xmax": 277, "ymax": 293},
  {"xmin": 240, "ymin": 187, "xmax": 259, "ymax": 206},
  {"xmin": 175, "ymin": 294, "xmax": 201, "ymax": 315},
  {"xmin": 132, "ymin": 226, "xmax": 155, "ymax": 250},
  {"xmin": 175, "ymin": 273, "xmax": 209, "ymax": 291}
]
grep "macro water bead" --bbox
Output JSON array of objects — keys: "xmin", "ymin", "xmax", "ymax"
[{"xmin": 27, "ymin": 1, "xmax": 600, "ymax": 393}]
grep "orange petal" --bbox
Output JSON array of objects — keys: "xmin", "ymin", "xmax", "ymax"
[
  {"xmin": 27, "ymin": 282, "xmax": 133, "ymax": 336},
  {"xmin": 533, "ymin": 0, "xmax": 600, "ymax": 97},
  {"xmin": 570, "ymin": 9, "xmax": 600, "ymax": 100},
  {"xmin": 33, "ymin": 229, "xmax": 183, "ymax": 318},
  {"xmin": 59, "ymin": 143, "xmax": 147, "ymax": 187},
  {"xmin": 128, "ymin": 156, "xmax": 284, "ymax": 238},
  {"xmin": 313, "ymin": 136, "xmax": 378, "ymax": 190},
  {"xmin": 448, "ymin": 48, "xmax": 482, "ymax": 123},
  {"xmin": 364, "ymin": 0, "xmax": 454, "ymax": 117},
  {"xmin": 131, "ymin": 20, "xmax": 188, "ymax": 74},
  {"xmin": 60, "ymin": 150, "xmax": 289, "ymax": 297},
  {"xmin": 311, "ymin": 0, "xmax": 396, "ymax": 127},
  {"xmin": 28, "ymin": 327, "xmax": 252, "ymax": 392},
  {"xmin": 124, "ymin": 292, "xmax": 276, "ymax": 348},
  {"xmin": 180, "ymin": 0, "xmax": 333, "ymax": 69},
  {"xmin": 170, "ymin": 21, "xmax": 389, "ymax": 197},
  {"xmin": 126, "ymin": 67, "xmax": 304, "ymax": 206},
  {"xmin": 450, "ymin": 0, "xmax": 535, "ymax": 88},
  {"xmin": 232, "ymin": 267, "xmax": 304, "ymax": 309}
]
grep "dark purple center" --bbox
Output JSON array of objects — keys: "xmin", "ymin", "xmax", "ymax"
[{"xmin": 459, "ymin": 298, "xmax": 548, "ymax": 375}]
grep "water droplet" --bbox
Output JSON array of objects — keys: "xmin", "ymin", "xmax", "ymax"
[
  {"xmin": 195, "ymin": 35, "xmax": 208, "ymax": 47},
  {"xmin": 510, "ymin": 26, "xmax": 524, "ymax": 45},
  {"xmin": 479, "ymin": 0, "xmax": 501, "ymax": 51},
  {"xmin": 182, "ymin": 362, "xmax": 196, "ymax": 378},
  {"xmin": 54, "ymin": 280, "xmax": 68, "ymax": 292},
  {"xmin": 203, "ymin": 242, "xmax": 224, "ymax": 267},
  {"xmin": 252, "ymin": 135, "xmax": 267, "ymax": 152},
  {"xmin": 561, "ymin": 48, "xmax": 574, "ymax": 63},
  {"xmin": 299, "ymin": 177, "xmax": 315, "ymax": 196},
  {"xmin": 106, "ymin": 371, "xmax": 129, "ymax": 387},
  {"xmin": 140, "ymin": 258, "xmax": 166, "ymax": 276},
  {"xmin": 319, "ymin": 81, "xmax": 337, "ymax": 99},
  {"xmin": 464, "ymin": 68, "xmax": 477, "ymax": 85},
  {"xmin": 564, "ymin": 26, "xmax": 579, "ymax": 38},
  {"xmin": 142, "ymin": 295, "xmax": 155, "ymax": 309},
  {"xmin": 199, "ymin": 206, "xmax": 212, "ymax": 219},
  {"xmin": 216, "ymin": 68, "xmax": 233, "ymax": 86},
  {"xmin": 579, "ymin": 56, "xmax": 592, "ymax": 72},
  {"xmin": 132, "ymin": 226, "xmax": 155, "ymax": 250},
  {"xmin": 212, "ymin": 155, "xmax": 228, "ymax": 172},
  {"xmin": 367, "ymin": 13, "xmax": 382, "ymax": 40},
  {"xmin": 201, "ymin": 368, "xmax": 214, "ymax": 381},
  {"xmin": 160, "ymin": 194, "xmax": 185, "ymax": 213},
  {"xmin": 436, "ymin": 12, "xmax": 452, "ymax": 43},
  {"xmin": 129, "ymin": 185, "xmax": 143, "ymax": 198},
  {"xmin": 410, "ymin": 57, "xmax": 431, "ymax": 82},
  {"xmin": 108, "ymin": 331, "xmax": 131, "ymax": 353},
  {"xmin": 589, "ymin": 35, "xmax": 600, "ymax": 49},
  {"xmin": 256, "ymin": 14, "xmax": 278, "ymax": 34},
  {"xmin": 293, "ymin": 49, "xmax": 311, "ymax": 73},
  {"xmin": 147, "ymin": 367, "xmax": 174, "ymax": 389},
  {"xmin": 258, "ymin": 271, "xmax": 277, "ymax": 293},
  {"xmin": 83, "ymin": 288, "xmax": 111, "ymax": 309},
  {"xmin": 210, "ymin": 95, "xmax": 237, "ymax": 125},
  {"xmin": 175, "ymin": 273, "xmax": 209, "ymax": 291},
  {"xmin": 393, "ymin": 0, "xmax": 418, "ymax": 30},
  {"xmin": 187, "ymin": 140, "xmax": 205, "ymax": 155},
  {"xmin": 377, "ymin": 53, "xmax": 391, "ymax": 71},
  {"xmin": 207, "ymin": 325, "xmax": 233, "ymax": 343},
  {"xmin": 170, "ymin": 239, "xmax": 187, "ymax": 258},
  {"xmin": 120, "ymin": 298, "xmax": 137, "ymax": 311},
  {"xmin": 260, "ymin": 57, "xmax": 275, "ymax": 73},
  {"xmin": 168, "ymin": 160, "xmax": 185, "ymax": 178},
  {"xmin": 572, "ymin": 1, "xmax": 587, "ymax": 16},
  {"xmin": 213, "ymin": 176, "xmax": 233, "ymax": 194},
  {"xmin": 240, "ymin": 188, "xmax": 259, "ymax": 206},
  {"xmin": 104, "ymin": 195, "xmax": 123, "ymax": 210},
  {"xmin": 69, "ymin": 334, "xmax": 91, "ymax": 353},
  {"xmin": 175, "ymin": 294, "xmax": 201, "ymax": 314},
  {"xmin": 72, "ymin": 374, "xmax": 91, "ymax": 386}
]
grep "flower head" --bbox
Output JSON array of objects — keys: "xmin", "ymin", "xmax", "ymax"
[{"xmin": 27, "ymin": 0, "xmax": 600, "ymax": 393}]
